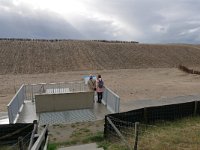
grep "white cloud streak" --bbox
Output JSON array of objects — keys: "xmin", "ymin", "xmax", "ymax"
[{"xmin": 0, "ymin": 0, "xmax": 200, "ymax": 43}]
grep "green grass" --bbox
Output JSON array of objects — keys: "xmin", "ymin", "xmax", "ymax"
[
  {"xmin": 138, "ymin": 116, "xmax": 200, "ymax": 150},
  {"xmin": 47, "ymin": 143, "xmax": 57, "ymax": 150},
  {"xmin": 0, "ymin": 147, "xmax": 11, "ymax": 150},
  {"xmin": 48, "ymin": 116, "xmax": 200, "ymax": 150},
  {"xmin": 48, "ymin": 128, "xmax": 105, "ymax": 150}
]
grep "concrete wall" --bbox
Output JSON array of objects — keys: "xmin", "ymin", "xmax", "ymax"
[{"xmin": 35, "ymin": 92, "xmax": 94, "ymax": 113}]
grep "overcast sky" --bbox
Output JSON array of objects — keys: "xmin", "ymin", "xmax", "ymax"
[{"xmin": 0, "ymin": 0, "xmax": 200, "ymax": 43}]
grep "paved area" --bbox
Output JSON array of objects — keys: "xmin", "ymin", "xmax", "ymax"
[
  {"xmin": 17, "ymin": 101, "xmax": 38, "ymax": 123},
  {"xmin": 17, "ymin": 100, "xmax": 110, "ymax": 125},
  {"xmin": 58, "ymin": 143, "xmax": 103, "ymax": 150},
  {"xmin": 39, "ymin": 109, "xmax": 95, "ymax": 125},
  {"xmin": 121, "ymin": 94, "xmax": 200, "ymax": 111},
  {"xmin": 16, "ymin": 93, "xmax": 200, "ymax": 123}
]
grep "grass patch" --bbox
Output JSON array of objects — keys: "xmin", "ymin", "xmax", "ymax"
[
  {"xmin": 0, "ymin": 147, "xmax": 12, "ymax": 150},
  {"xmin": 48, "ymin": 129, "xmax": 105, "ymax": 149},
  {"xmin": 138, "ymin": 116, "xmax": 200, "ymax": 150},
  {"xmin": 47, "ymin": 143, "xmax": 57, "ymax": 150},
  {"xmin": 48, "ymin": 116, "xmax": 200, "ymax": 150}
]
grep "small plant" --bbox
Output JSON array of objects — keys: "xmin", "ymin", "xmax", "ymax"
[
  {"xmin": 47, "ymin": 143, "xmax": 57, "ymax": 150},
  {"xmin": 71, "ymin": 124, "xmax": 76, "ymax": 128}
]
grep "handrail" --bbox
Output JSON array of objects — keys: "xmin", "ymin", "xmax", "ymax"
[
  {"xmin": 7, "ymin": 85, "xmax": 24, "ymax": 106},
  {"xmin": 7, "ymin": 84, "xmax": 25, "ymax": 123},
  {"xmin": 103, "ymin": 86, "xmax": 120, "ymax": 113},
  {"xmin": 28, "ymin": 120, "xmax": 38, "ymax": 150},
  {"xmin": 31, "ymin": 125, "xmax": 48, "ymax": 150}
]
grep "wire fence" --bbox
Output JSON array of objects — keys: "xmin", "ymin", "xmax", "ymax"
[
  {"xmin": 104, "ymin": 100, "xmax": 200, "ymax": 150},
  {"xmin": 0, "ymin": 123, "xmax": 34, "ymax": 150},
  {"xmin": 4, "ymin": 131, "xmax": 32, "ymax": 150},
  {"xmin": 105, "ymin": 116, "xmax": 200, "ymax": 150}
]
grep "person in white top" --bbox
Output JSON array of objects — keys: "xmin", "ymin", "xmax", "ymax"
[{"xmin": 87, "ymin": 74, "xmax": 96, "ymax": 91}]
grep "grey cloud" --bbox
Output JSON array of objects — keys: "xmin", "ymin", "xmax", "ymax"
[
  {"xmin": 0, "ymin": 1, "xmax": 83, "ymax": 39},
  {"xmin": 0, "ymin": 0, "xmax": 200, "ymax": 43},
  {"xmin": 85, "ymin": 0, "xmax": 200, "ymax": 43}
]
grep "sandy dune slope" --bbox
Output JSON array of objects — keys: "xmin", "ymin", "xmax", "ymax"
[{"xmin": 0, "ymin": 40, "xmax": 200, "ymax": 74}]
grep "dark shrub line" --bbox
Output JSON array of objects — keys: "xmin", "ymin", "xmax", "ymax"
[
  {"xmin": 178, "ymin": 65, "xmax": 200, "ymax": 75},
  {"xmin": 0, "ymin": 38, "xmax": 139, "ymax": 44}
]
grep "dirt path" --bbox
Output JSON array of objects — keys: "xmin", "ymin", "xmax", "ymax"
[{"xmin": 1, "ymin": 68, "xmax": 200, "ymax": 112}]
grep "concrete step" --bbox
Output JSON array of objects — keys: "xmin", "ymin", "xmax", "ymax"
[{"xmin": 58, "ymin": 143, "xmax": 104, "ymax": 150}]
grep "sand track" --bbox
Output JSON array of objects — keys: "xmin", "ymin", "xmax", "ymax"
[{"xmin": 1, "ymin": 68, "xmax": 200, "ymax": 112}]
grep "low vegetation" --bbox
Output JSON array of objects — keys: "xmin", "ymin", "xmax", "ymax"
[
  {"xmin": 138, "ymin": 116, "xmax": 200, "ymax": 150},
  {"xmin": 48, "ymin": 116, "xmax": 200, "ymax": 150}
]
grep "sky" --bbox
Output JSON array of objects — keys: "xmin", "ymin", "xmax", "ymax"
[{"xmin": 0, "ymin": 0, "xmax": 200, "ymax": 44}]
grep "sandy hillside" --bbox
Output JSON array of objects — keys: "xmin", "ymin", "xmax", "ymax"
[{"xmin": 1, "ymin": 40, "xmax": 200, "ymax": 74}]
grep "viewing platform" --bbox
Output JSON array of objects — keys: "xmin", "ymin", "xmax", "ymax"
[{"xmin": 7, "ymin": 81, "xmax": 120, "ymax": 125}]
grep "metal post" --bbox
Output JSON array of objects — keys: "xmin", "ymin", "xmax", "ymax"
[
  {"xmin": 31, "ymin": 85, "xmax": 34, "ymax": 102},
  {"xmin": 117, "ymin": 97, "xmax": 120, "ymax": 113},
  {"xmin": 24, "ymin": 85, "xmax": 27, "ymax": 100},
  {"xmin": 103, "ymin": 88, "xmax": 108, "ymax": 106},
  {"xmin": 134, "ymin": 122, "xmax": 139, "ymax": 150},
  {"xmin": 115, "ymin": 96, "xmax": 118, "ymax": 113},
  {"xmin": 7, "ymin": 105, "xmax": 13, "ymax": 124},
  {"xmin": 17, "ymin": 91, "xmax": 20, "ymax": 112},
  {"xmin": 53, "ymin": 84, "xmax": 55, "ymax": 93}
]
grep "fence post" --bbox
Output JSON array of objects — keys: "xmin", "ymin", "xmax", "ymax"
[
  {"xmin": 117, "ymin": 97, "xmax": 120, "ymax": 113},
  {"xmin": 28, "ymin": 120, "xmax": 38, "ymax": 150},
  {"xmin": 144, "ymin": 107, "xmax": 147, "ymax": 123},
  {"xmin": 105, "ymin": 88, "xmax": 108, "ymax": 105},
  {"xmin": 24, "ymin": 85, "xmax": 27, "ymax": 100},
  {"xmin": 31, "ymin": 85, "xmax": 34, "ymax": 102},
  {"xmin": 134, "ymin": 122, "xmax": 139, "ymax": 150},
  {"xmin": 194, "ymin": 101, "xmax": 198, "ymax": 116},
  {"xmin": 18, "ymin": 136, "xmax": 24, "ymax": 150}
]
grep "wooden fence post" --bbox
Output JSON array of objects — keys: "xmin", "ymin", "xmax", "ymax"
[
  {"xmin": 134, "ymin": 122, "xmax": 139, "ymax": 150},
  {"xmin": 144, "ymin": 108, "xmax": 147, "ymax": 123},
  {"xmin": 194, "ymin": 101, "xmax": 198, "ymax": 116},
  {"xmin": 18, "ymin": 136, "xmax": 24, "ymax": 150}
]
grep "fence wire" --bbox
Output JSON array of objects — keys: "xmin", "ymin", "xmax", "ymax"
[
  {"xmin": 105, "ymin": 116, "xmax": 200, "ymax": 150},
  {"xmin": 3, "ymin": 131, "xmax": 32, "ymax": 150}
]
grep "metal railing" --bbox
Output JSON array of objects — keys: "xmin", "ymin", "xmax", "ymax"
[
  {"xmin": 24, "ymin": 81, "xmax": 88, "ymax": 101},
  {"xmin": 7, "ymin": 81, "xmax": 120, "ymax": 124},
  {"xmin": 31, "ymin": 125, "xmax": 48, "ymax": 150},
  {"xmin": 7, "ymin": 85, "xmax": 25, "ymax": 124},
  {"xmin": 102, "ymin": 87, "xmax": 120, "ymax": 113}
]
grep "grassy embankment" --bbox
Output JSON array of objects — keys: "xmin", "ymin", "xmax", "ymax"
[{"xmin": 48, "ymin": 116, "xmax": 200, "ymax": 150}]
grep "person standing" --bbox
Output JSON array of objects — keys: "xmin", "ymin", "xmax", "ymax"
[
  {"xmin": 96, "ymin": 74, "xmax": 104, "ymax": 103},
  {"xmin": 87, "ymin": 74, "xmax": 96, "ymax": 91}
]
